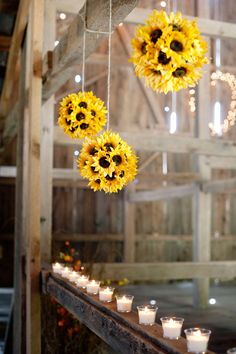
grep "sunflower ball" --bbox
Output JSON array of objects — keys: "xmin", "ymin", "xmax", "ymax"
[
  {"xmin": 130, "ymin": 10, "xmax": 208, "ymax": 93},
  {"xmin": 58, "ymin": 91, "xmax": 107, "ymax": 139},
  {"xmin": 78, "ymin": 131, "xmax": 138, "ymax": 193}
]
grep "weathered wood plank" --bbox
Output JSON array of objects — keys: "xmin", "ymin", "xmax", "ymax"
[
  {"xmin": 42, "ymin": 0, "xmax": 138, "ymax": 100},
  {"xmin": 202, "ymin": 178, "xmax": 236, "ymax": 194},
  {"xmin": 124, "ymin": 184, "xmax": 136, "ymax": 262},
  {"xmin": 129, "ymin": 184, "xmax": 194, "ymax": 203},
  {"xmin": 43, "ymin": 272, "xmax": 216, "ymax": 354},
  {"xmin": 125, "ymin": 8, "xmax": 236, "ymax": 39},
  {"xmin": 90, "ymin": 261, "xmax": 236, "ymax": 281}
]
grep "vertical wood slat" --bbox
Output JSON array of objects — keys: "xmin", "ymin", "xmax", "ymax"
[
  {"xmin": 192, "ymin": 1, "xmax": 211, "ymax": 309},
  {"xmin": 40, "ymin": 0, "xmax": 56, "ymax": 266},
  {"xmin": 26, "ymin": 0, "xmax": 44, "ymax": 352},
  {"xmin": 124, "ymin": 184, "xmax": 136, "ymax": 262}
]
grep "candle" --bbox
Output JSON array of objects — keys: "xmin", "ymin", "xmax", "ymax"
[
  {"xmin": 227, "ymin": 348, "xmax": 236, "ymax": 354},
  {"xmin": 76, "ymin": 275, "xmax": 89, "ymax": 288},
  {"xmin": 185, "ymin": 328, "xmax": 211, "ymax": 353},
  {"xmin": 160, "ymin": 317, "xmax": 184, "ymax": 340},
  {"xmin": 137, "ymin": 305, "xmax": 158, "ymax": 326},
  {"xmin": 99, "ymin": 287, "xmax": 114, "ymax": 302},
  {"xmin": 61, "ymin": 266, "xmax": 71, "ymax": 278},
  {"xmin": 52, "ymin": 262, "xmax": 63, "ymax": 274},
  {"xmin": 68, "ymin": 271, "xmax": 80, "ymax": 283},
  {"xmin": 86, "ymin": 280, "xmax": 100, "ymax": 295},
  {"xmin": 116, "ymin": 295, "xmax": 133, "ymax": 313}
]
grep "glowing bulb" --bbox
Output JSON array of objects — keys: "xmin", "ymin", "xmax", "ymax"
[
  {"xmin": 209, "ymin": 298, "xmax": 216, "ymax": 305},
  {"xmin": 160, "ymin": 1, "xmax": 167, "ymax": 7},
  {"xmin": 189, "ymin": 89, "xmax": 195, "ymax": 95},
  {"xmin": 164, "ymin": 106, "xmax": 170, "ymax": 112},
  {"xmin": 75, "ymin": 74, "xmax": 81, "ymax": 83},
  {"xmin": 74, "ymin": 150, "xmax": 79, "ymax": 156},
  {"xmin": 59, "ymin": 13, "xmax": 67, "ymax": 20},
  {"xmin": 119, "ymin": 22, "xmax": 123, "ymax": 26},
  {"xmin": 54, "ymin": 40, "xmax": 59, "ymax": 47}
]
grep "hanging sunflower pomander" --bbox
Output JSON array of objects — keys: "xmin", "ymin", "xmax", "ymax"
[
  {"xmin": 130, "ymin": 10, "xmax": 209, "ymax": 93},
  {"xmin": 58, "ymin": 91, "xmax": 107, "ymax": 139},
  {"xmin": 78, "ymin": 131, "xmax": 138, "ymax": 193}
]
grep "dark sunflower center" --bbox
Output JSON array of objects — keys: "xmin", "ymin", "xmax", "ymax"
[
  {"xmin": 76, "ymin": 112, "xmax": 85, "ymax": 121},
  {"xmin": 105, "ymin": 172, "xmax": 116, "ymax": 181},
  {"xmin": 112, "ymin": 155, "xmax": 122, "ymax": 166},
  {"xmin": 152, "ymin": 69, "xmax": 161, "ymax": 75},
  {"xmin": 150, "ymin": 29, "xmax": 162, "ymax": 44},
  {"xmin": 79, "ymin": 101, "xmax": 87, "ymax": 109},
  {"xmin": 158, "ymin": 51, "xmax": 171, "ymax": 65},
  {"xmin": 104, "ymin": 143, "xmax": 114, "ymax": 152},
  {"xmin": 70, "ymin": 127, "xmax": 76, "ymax": 132},
  {"xmin": 91, "ymin": 110, "xmax": 96, "ymax": 117},
  {"xmin": 141, "ymin": 42, "xmax": 147, "ymax": 54},
  {"xmin": 99, "ymin": 157, "xmax": 110, "ymax": 168},
  {"xmin": 89, "ymin": 147, "xmax": 98, "ymax": 156},
  {"xmin": 66, "ymin": 101, "xmax": 72, "ymax": 106},
  {"xmin": 170, "ymin": 40, "xmax": 183, "ymax": 52},
  {"xmin": 119, "ymin": 171, "xmax": 125, "ymax": 178},
  {"xmin": 172, "ymin": 24, "xmax": 181, "ymax": 31},
  {"xmin": 173, "ymin": 67, "xmax": 187, "ymax": 78},
  {"xmin": 68, "ymin": 108, "xmax": 73, "ymax": 115},
  {"xmin": 66, "ymin": 119, "xmax": 71, "ymax": 126},
  {"xmin": 80, "ymin": 123, "xmax": 89, "ymax": 130},
  {"xmin": 95, "ymin": 179, "xmax": 101, "ymax": 184},
  {"xmin": 91, "ymin": 166, "xmax": 98, "ymax": 173}
]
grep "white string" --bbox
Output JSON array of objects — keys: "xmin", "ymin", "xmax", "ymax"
[
  {"xmin": 106, "ymin": 0, "xmax": 112, "ymax": 130},
  {"xmin": 81, "ymin": 0, "xmax": 112, "ymax": 131}
]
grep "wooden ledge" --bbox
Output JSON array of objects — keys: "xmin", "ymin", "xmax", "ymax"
[{"xmin": 42, "ymin": 271, "xmax": 215, "ymax": 354}]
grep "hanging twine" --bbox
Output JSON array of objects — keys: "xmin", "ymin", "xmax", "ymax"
[{"xmin": 82, "ymin": 0, "xmax": 113, "ymax": 130}]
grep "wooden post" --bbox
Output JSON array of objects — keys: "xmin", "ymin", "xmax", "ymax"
[
  {"xmin": 25, "ymin": 0, "xmax": 44, "ymax": 352},
  {"xmin": 192, "ymin": 2, "xmax": 211, "ymax": 309},
  {"xmin": 40, "ymin": 0, "xmax": 56, "ymax": 266},
  {"xmin": 124, "ymin": 184, "xmax": 136, "ymax": 262}
]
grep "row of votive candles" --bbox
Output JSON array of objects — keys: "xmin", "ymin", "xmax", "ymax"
[{"xmin": 52, "ymin": 263, "xmax": 211, "ymax": 353}]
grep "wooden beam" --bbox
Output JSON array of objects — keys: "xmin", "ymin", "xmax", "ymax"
[
  {"xmin": 210, "ymin": 156, "xmax": 236, "ymax": 169},
  {"xmin": 53, "ymin": 126, "xmax": 236, "ymax": 157},
  {"xmin": 42, "ymin": 0, "xmax": 138, "ymax": 101},
  {"xmin": 43, "ymin": 272, "xmax": 213, "ymax": 354},
  {"xmin": 129, "ymin": 184, "xmax": 194, "ymax": 203},
  {"xmin": 202, "ymin": 178, "xmax": 236, "ymax": 194},
  {"xmin": 25, "ymin": 0, "xmax": 44, "ymax": 352},
  {"xmin": 125, "ymin": 8, "xmax": 236, "ymax": 39},
  {"xmin": 90, "ymin": 261, "xmax": 236, "ymax": 281},
  {"xmin": 55, "ymin": 0, "xmax": 84, "ymax": 14},
  {"xmin": 0, "ymin": 0, "xmax": 31, "ymax": 117},
  {"xmin": 0, "ymin": 35, "xmax": 11, "ymax": 51}
]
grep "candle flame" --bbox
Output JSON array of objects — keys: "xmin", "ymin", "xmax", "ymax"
[
  {"xmin": 194, "ymin": 330, "xmax": 202, "ymax": 337},
  {"xmin": 169, "ymin": 318, "xmax": 174, "ymax": 324}
]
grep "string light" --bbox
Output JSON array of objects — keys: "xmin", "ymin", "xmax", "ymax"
[
  {"xmin": 59, "ymin": 13, "xmax": 67, "ymax": 20},
  {"xmin": 209, "ymin": 71, "xmax": 236, "ymax": 135},
  {"xmin": 160, "ymin": 1, "xmax": 167, "ymax": 7}
]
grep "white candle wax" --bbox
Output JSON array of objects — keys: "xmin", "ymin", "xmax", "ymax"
[
  {"xmin": 68, "ymin": 271, "xmax": 79, "ymax": 282},
  {"xmin": 162, "ymin": 319, "xmax": 182, "ymax": 339},
  {"xmin": 86, "ymin": 280, "xmax": 100, "ymax": 295},
  {"xmin": 137, "ymin": 306, "xmax": 157, "ymax": 325},
  {"xmin": 61, "ymin": 267, "xmax": 71, "ymax": 278},
  {"xmin": 187, "ymin": 331, "xmax": 209, "ymax": 353},
  {"xmin": 76, "ymin": 275, "xmax": 89, "ymax": 288},
  {"xmin": 116, "ymin": 296, "xmax": 133, "ymax": 312},
  {"xmin": 52, "ymin": 263, "xmax": 63, "ymax": 274},
  {"xmin": 99, "ymin": 287, "xmax": 114, "ymax": 302}
]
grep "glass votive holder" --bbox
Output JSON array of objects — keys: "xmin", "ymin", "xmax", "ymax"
[
  {"xmin": 160, "ymin": 317, "xmax": 184, "ymax": 340},
  {"xmin": 184, "ymin": 328, "xmax": 211, "ymax": 353},
  {"xmin": 116, "ymin": 295, "xmax": 134, "ymax": 313},
  {"xmin": 52, "ymin": 262, "xmax": 63, "ymax": 274},
  {"xmin": 137, "ymin": 305, "xmax": 158, "ymax": 326},
  {"xmin": 60, "ymin": 266, "xmax": 71, "ymax": 278},
  {"xmin": 227, "ymin": 348, "xmax": 236, "ymax": 354},
  {"xmin": 76, "ymin": 275, "xmax": 89, "ymax": 288},
  {"xmin": 68, "ymin": 271, "xmax": 80, "ymax": 283},
  {"xmin": 86, "ymin": 280, "xmax": 100, "ymax": 295},
  {"xmin": 99, "ymin": 287, "xmax": 115, "ymax": 302}
]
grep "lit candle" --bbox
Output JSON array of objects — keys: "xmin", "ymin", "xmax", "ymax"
[
  {"xmin": 68, "ymin": 271, "xmax": 80, "ymax": 283},
  {"xmin": 137, "ymin": 305, "xmax": 158, "ymax": 326},
  {"xmin": 160, "ymin": 317, "xmax": 184, "ymax": 340},
  {"xmin": 76, "ymin": 275, "xmax": 89, "ymax": 288},
  {"xmin": 52, "ymin": 262, "xmax": 63, "ymax": 274},
  {"xmin": 61, "ymin": 266, "xmax": 71, "ymax": 278},
  {"xmin": 116, "ymin": 295, "xmax": 133, "ymax": 313},
  {"xmin": 99, "ymin": 287, "xmax": 114, "ymax": 302},
  {"xmin": 185, "ymin": 328, "xmax": 211, "ymax": 353},
  {"xmin": 86, "ymin": 280, "xmax": 100, "ymax": 295}
]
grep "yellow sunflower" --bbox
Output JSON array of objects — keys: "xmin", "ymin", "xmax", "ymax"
[
  {"xmin": 130, "ymin": 10, "xmax": 208, "ymax": 93},
  {"xmin": 58, "ymin": 91, "xmax": 107, "ymax": 139},
  {"xmin": 78, "ymin": 131, "xmax": 138, "ymax": 193}
]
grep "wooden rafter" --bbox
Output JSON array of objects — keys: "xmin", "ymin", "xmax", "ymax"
[{"xmin": 0, "ymin": 35, "xmax": 12, "ymax": 51}]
